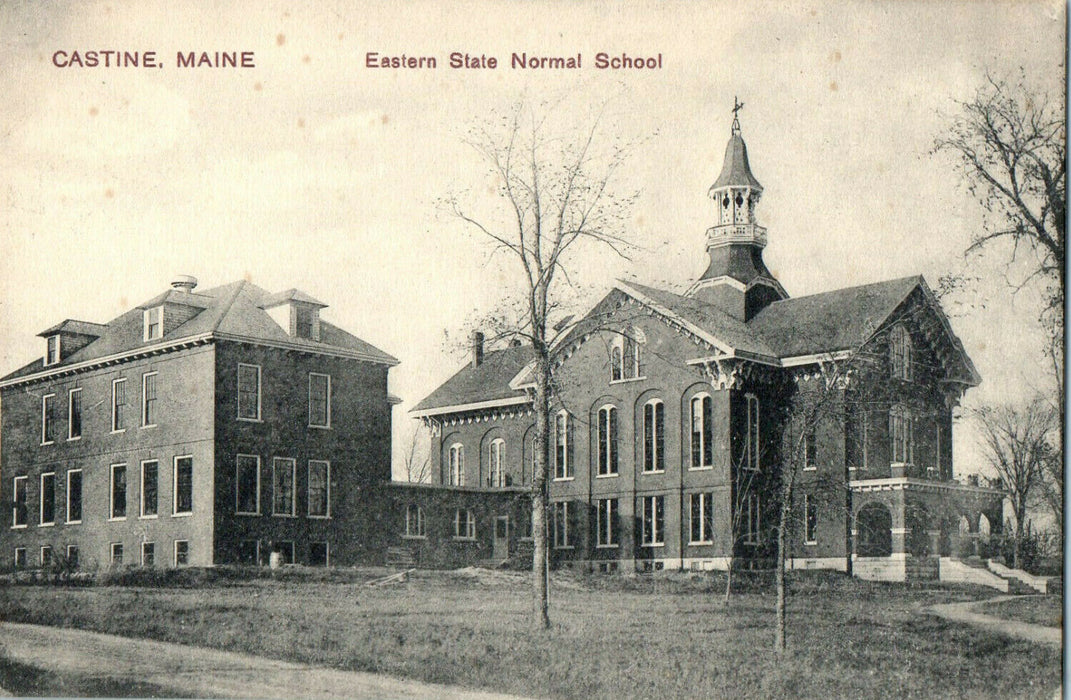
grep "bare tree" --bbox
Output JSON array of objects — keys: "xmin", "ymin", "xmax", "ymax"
[
  {"xmin": 447, "ymin": 97, "xmax": 641, "ymax": 629},
  {"xmin": 401, "ymin": 424, "xmax": 432, "ymax": 484},
  {"xmin": 972, "ymin": 395, "xmax": 1057, "ymax": 569}
]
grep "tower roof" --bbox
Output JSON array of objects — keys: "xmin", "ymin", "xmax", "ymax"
[{"xmin": 709, "ymin": 131, "xmax": 763, "ymax": 193}]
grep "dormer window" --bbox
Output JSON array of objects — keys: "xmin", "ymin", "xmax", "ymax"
[
  {"xmin": 143, "ymin": 306, "xmax": 163, "ymax": 341},
  {"xmin": 889, "ymin": 324, "xmax": 912, "ymax": 381},
  {"xmin": 295, "ymin": 307, "xmax": 314, "ymax": 340},
  {"xmin": 44, "ymin": 335, "xmax": 60, "ymax": 366}
]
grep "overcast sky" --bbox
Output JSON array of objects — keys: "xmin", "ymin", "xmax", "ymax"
[{"xmin": 1, "ymin": 0, "xmax": 1064, "ymax": 478}]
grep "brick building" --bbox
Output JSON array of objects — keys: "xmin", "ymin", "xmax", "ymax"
[
  {"xmin": 0, "ymin": 277, "xmax": 397, "ymax": 570},
  {"xmin": 410, "ymin": 115, "xmax": 1004, "ymax": 580}
]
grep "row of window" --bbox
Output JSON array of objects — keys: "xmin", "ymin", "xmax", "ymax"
[
  {"xmin": 14, "ymin": 540, "xmax": 190, "ymax": 570},
  {"xmin": 404, "ymin": 505, "xmax": 477, "ymax": 540},
  {"xmin": 235, "ymin": 455, "xmax": 331, "ymax": 518},
  {"xmin": 11, "ymin": 457, "xmax": 193, "ymax": 528},
  {"xmin": 446, "ymin": 394, "xmax": 762, "ymax": 486},
  {"xmin": 39, "ymin": 365, "xmax": 333, "ymax": 445}
]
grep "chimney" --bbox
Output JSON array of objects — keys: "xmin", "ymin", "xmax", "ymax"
[
  {"xmin": 471, "ymin": 331, "xmax": 485, "ymax": 368},
  {"xmin": 171, "ymin": 275, "xmax": 198, "ymax": 293}
]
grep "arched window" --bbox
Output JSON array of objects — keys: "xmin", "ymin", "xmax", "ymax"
[
  {"xmin": 610, "ymin": 329, "xmax": 643, "ymax": 381},
  {"xmin": 890, "ymin": 405, "xmax": 914, "ymax": 464},
  {"xmin": 488, "ymin": 438, "xmax": 505, "ymax": 487},
  {"xmin": 690, "ymin": 393, "xmax": 713, "ymax": 469},
  {"xmin": 554, "ymin": 411, "xmax": 572, "ymax": 479},
  {"xmin": 449, "ymin": 443, "xmax": 465, "ymax": 486},
  {"xmin": 643, "ymin": 399, "xmax": 665, "ymax": 473},
  {"xmin": 890, "ymin": 324, "xmax": 913, "ymax": 381},
  {"xmin": 597, "ymin": 405, "xmax": 619, "ymax": 476},
  {"xmin": 405, "ymin": 504, "xmax": 426, "ymax": 538},
  {"xmin": 611, "ymin": 345, "xmax": 623, "ymax": 382},
  {"xmin": 745, "ymin": 394, "xmax": 760, "ymax": 471}
]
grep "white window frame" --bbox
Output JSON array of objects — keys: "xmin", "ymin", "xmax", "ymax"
[
  {"xmin": 449, "ymin": 443, "xmax": 465, "ymax": 486},
  {"xmin": 745, "ymin": 393, "xmax": 760, "ymax": 472},
  {"xmin": 39, "ymin": 472, "xmax": 55, "ymax": 527},
  {"xmin": 453, "ymin": 508, "xmax": 476, "ymax": 541},
  {"xmin": 40, "ymin": 545, "xmax": 53, "ymax": 568},
  {"xmin": 803, "ymin": 430, "xmax": 817, "ymax": 471},
  {"xmin": 237, "ymin": 363, "xmax": 262, "ymax": 422},
  {"xmin": 690, "ymin": 393, "xmax": 713, "ymax": 470},
  {"xmin": 596, "ymin": 498, "xmax": 619, "ymax": 548},
  {"xmin": 174, "ymin": 540, "xmax": 190, "ymax": 566},
  {"xmin": 141, "ymin": 372, "xmax": 158, "ymax": 428},
  {"xmin": 110, "ymin": 542, "xmax": 124, "ymax": 565},
  {"xmin": 111, "ymin": 378, "xmax": 127, "ymax": 433},
  {"xmin": 641, "ymin": 495, "xmax": 665, "ymax": 547},
  {"xmin": 405, "ymin": 504, "xmax": 426, "ymax": 538},
  {"xmin": 109, "ymin": 463, "xmax": 127, "ymax": 520},
  {"xmin": 488, "ymin": 438, "xmax": 505, "ymax": 488},
  {"xmin": 805, "ymin": 494, "xmax": 818, "ymax": 545},
  {"xmin": 689, "ymin": 492, "xmax": 714, "ymax": 545},
  {"xmin": 143, "ymin": 306, "xmax": 164, "ymax": 341},
  {"xmin": 66, "ymin": 469, "xmax": 83, "ymax": 524},
  {"xmin": 309, "ymin": 541, "xmax": 330, "ymax": 566},
  {"xmin": 596, "ymin": 405, "xmax": 619, "ymax": 477},
  {"xmin": 11, "ymin": 476, "xmax": 27, "ymax": 528},
  {"xmin": 272, "ymin": 457, "xmax": 297, "ymax": 517},
  {"xmin": 44, "ymin": 335, "xmax": 60, "ymax": 366},
  {"xmin": 744, "ymin": 493, "xmax": 761, "ymax": 545},
  {"xmin": 66, "ymin": 544, "xmax": 79, "ymax": 569},
  {"xmin": 308, "ymin": 373, "xmax": 331, "ymax": 428},
  {"xmin": 552, "ymin": 501, "xmax": 572, "ymax": 549},
  {"xmin": 140, "ymin": 460, "xmax": 159, "ymax": 519},
  {"xmin": 172, "ymin": 455, "xmax": 193, "ymax": 516},
  {"xmin": 142, "ymin": 541, "xmax": 155, "ymax": 567},
  {"xmin": 610, "ymin": 330, "xmax": 643, "ymax": 383},
  {"xmin": 642, "ymin": 399, "xmax": 665, "ymax": 473},
  {"xmin": 41, "ymin": 393, "xmax": 56, "ymax": 445},
  {"xmin": 890, "ymin": 406, "xmax": 915, "ymax": 465},
  {"xmin": 68, "ymin": 388, "xmax": 82, "ymax": 441},
  {"xmin": 235, "ymin": 454, "xmax": 261, "ymax": 515},
  {"xmin": 307, "ymin": 460, "xmax": 331, "ymax": 518},
  {"xmin": 554, "ymin": 411, "xmax": 573, "ymax": 480},
  {"xmin": 13, "ymin": 547, "xmax": 26, "ymax": 569}
]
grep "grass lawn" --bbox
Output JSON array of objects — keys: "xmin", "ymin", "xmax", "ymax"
[
  {"xmin": 981, "ymin": 595, "xmax": 1064, "ymax": 629},
  {"xmin": 0, "ymin": 568, "xmax": 1061, "ymax": 699}
]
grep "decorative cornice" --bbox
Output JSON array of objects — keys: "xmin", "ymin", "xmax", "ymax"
[{"xmin": 849, "ymin": 477, "xmax": 1004, "ymax": 497}]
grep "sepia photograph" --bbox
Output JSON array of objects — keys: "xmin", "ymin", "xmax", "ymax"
[{"xmin": 0, "ymin": 1, "xmax": 1064, "ymax": 697}]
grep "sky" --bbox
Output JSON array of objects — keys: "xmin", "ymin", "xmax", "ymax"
[{"xmin": 1, "ymin": 0, "xmax": 1064, "ymax": 479}]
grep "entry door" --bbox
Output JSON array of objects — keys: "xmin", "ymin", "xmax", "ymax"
[{"xmin": 493, "ymin": 516, "xmax": 509, "ymax": 561}]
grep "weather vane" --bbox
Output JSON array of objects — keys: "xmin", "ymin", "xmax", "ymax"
[{"xmin": 731, "ymin": 96, "xmax": 744, "ymax": 134}]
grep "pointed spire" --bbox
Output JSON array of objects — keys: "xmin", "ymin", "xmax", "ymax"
[{"xmin": 710, "ymin": 98, "xmax": 762, "ymax": 193}]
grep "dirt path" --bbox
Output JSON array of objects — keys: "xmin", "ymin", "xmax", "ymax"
[
  {"xmin": 927, "ymin": 595, "xmax": 1062, "ymax": 646},
  {"xmin": 0, "ymin": 621, "xmax": 532, "ymax": 699}
]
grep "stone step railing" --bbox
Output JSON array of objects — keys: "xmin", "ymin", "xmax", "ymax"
[
  {"xmin": 938, "ymin": 557, "xmax": 1009, "ymax": 592},
  {"xmin": 987, "ymin": 560, "xmax": 1049, "ymax": 593}
]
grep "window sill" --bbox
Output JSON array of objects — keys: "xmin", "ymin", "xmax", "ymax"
[
  {"xmin": 553, "ymin": 545, "xmax": 575, "ymax": 550},
  {"xmin": 595, "ymin": 473, "xmax": 619, "ymax": 479},
  {"xmin": 453, "ymin": 536, "xmax": 477, "ymax": 542},
  {"xmin": 595, "ymin": 544, "xmax": 620, "ymax": 549},
  {"xmin": 171, "ymin": 512, "xmax": 192, "ymax": 518},
  {"xmin": 552, "ymin": 477, "xmax": 575, "ymax": 482},
  {"xmin": 67, "ymin": 436, "xmax": 82, "ymax": 442},
  {"xmin": 805, "ymin": 540, "xmax": 817, "ymax": 546},
  {"xmin": 689, "ymin": 465, "xmax": 714, "ymax": 472},
  {"xmin": 402, "ymin": 534, "xmax": 427, "ymax": 540},
  {"xmin": 139, "ymin": 514, "xmax": 158, "ymax": 520},
  {"xmin": 236, "ymin": 511, "xmax": 261, "ymax": 517},
  {"xmin": 640, "ymin": 542, "xmax": 665, "ymax": 548},
  {"xmin": 688, "ymin": 540, "xmax": 713, "ymax": 546},
  {"xmin": 803, "ymin": 467, "xmax": 817, "ymax": 472},
  {"xmin": 609, "ymin": 376, "xmax": 647, "ymax": 385},
  {"xmin": 308, "ymin": 514, "xmax": 331, "ymax": 520},
  {"xmin": 141, "ymin": 424, "xmax": 158, "ymax": 430},
  {"xmin": 641, "ymin": 469, "xmax": 666, "ymax": 475},
  {"xmin": 67, "ymin": 519, "xmax": 82, "ymax": 525},
  {"xmin": 110, "ymin": 429, "xmax": 126, "ymax": 435},
  {"xmin": 308, "ymin": 424, "xmax": 331, "ymax": 430},
  {"xmin": 273, "ymin": 513, "xmax": 298, "ymax": 519},
  {"xmin": 237, "ymin": 417, "xmax": 263, "ymax": 424},
  {"xmin": 40, "ymin": 441, "xmax": 54, "ymax": 447},
  {"xmin": 38, "ymin": 522, "xmax": 55, "ymax": 528},
  {"xmin": 108, "ymin": 517, "xmax": 127, "ymax": 522},
  {"xmin": 10, "ymin": 524, "xmax": 27, "ymax": 530}
]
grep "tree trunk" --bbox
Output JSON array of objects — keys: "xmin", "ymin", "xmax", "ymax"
[
  {"xmin": 723, "ymin": 554, "xmax": 733, "ymax": 606},
  {"xmin": 775, "ymin": 497, "xmax": 788, "ymax": 654},
  {"xmin": 1012, "ymin": 511, "xmax": 1025, "ymax": 570},
  {"xmin": 531, "ymin": 346, "xmax": 552, "ymax": 630}
]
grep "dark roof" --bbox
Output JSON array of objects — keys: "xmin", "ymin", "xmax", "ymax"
[
  {"xmin": 747, "ymin": 276, "xmax": 922, "ymax": 357},
  {"xmin": 3, "ymin": 280, "xmax": 396, "ymax": 383},
  {"xmin": 412, "ymin": 345, "xmax": 534, "ymax": 413},
  {"xmin": 137, "ymin": 289, "xmax": 213, "ymax": 310},
  {"xmin": 709, "ymin": 133, "xmax": 763, "ymax": 192},
  {"xmin": 37, "ymin": 319, "xmax": 109, "ymax": 337},
  {"xmin": 259, "ymin": 288, "xmax": 327, "ymax": 309}
]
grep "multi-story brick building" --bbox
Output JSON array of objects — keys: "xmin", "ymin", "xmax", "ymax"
[
  {"xmin": 0, "ymin": 277, "xmax": 397, "ymax": 570},
  {"xmin": 410, "ymin": 115, "xmax": 1004, "ymax": 580}
]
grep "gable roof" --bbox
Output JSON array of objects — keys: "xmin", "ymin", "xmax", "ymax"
[
  {"xmin": 411, "ymin": 345, "xmax": 534, "ymax": 415},
  {"xmin": 36, "ymin": 319, "xmax": 109, "ymax": 338},
  {"xmin": 2, "ymin": 280, "xmax": 397, "ymax": 385}
]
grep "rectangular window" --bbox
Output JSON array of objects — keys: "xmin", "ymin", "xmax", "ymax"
[
  {"xmin": 14, "ymin": 548, "xmax": 26, "ymax": 569},
  {"xmin": 112, "ymin": 378, "xmax": 127, "ymax": 431},
  {"xmin": 744, "ymin": 494, "xmax": 761, "ymax": 545},
  {"xmin": 111, "ymin": 542, "xmax": 124, "ymax": 564},
  {"xmin": 805, "ymin": 494, "xmax": 818, "ymax": 544},
  {"xmin": 142, "ymin": 542, "xmax": 155, "ymax": 566},
  {"xmin": 42, "ymin": 393, "xmax": 56, "ymax": 444},
  {"xmin": 691, "ymin": 395, "xmax": 713, "ymax": 469},
  {"xmin": 597, "ymin": 406, "xmax": 619, "ymax": 476},
  {"xmin": 641, "ymin": 495, "xmax": 665, "ymax": 546},
  {"xmin": 643, "ymin": 401, "xmax": 665, "ymax": 472},
  {"xmin": 308, "ymin": 460, "xmax": 330, "ymax": 517},
  {"xmin": 68, "ymin": 388, "xmax": 82, "ymax": 440},
  {"xmin": 40, "ymin": 546, "xmax": 52, "ymax": 568},
  {"xmin": 11, "ymin": 476, "xmax": 27, "ymax": 527},
  {"xmin": 552, "ymin": 502, "xmax": 572, "ymax": 548},
  {"xmin": 66, "ymin": 470, "xmax": 82, "ymax": 523},
  {"xmin": 596, "ymin": 498, "xmax": 619, "ymax": 547},
  {"xmin": 453, "ymin": 509, "xmax": 476, "ymax": 539},
  {"xmin": 804, "ymin": 431, "xmax": 817, "ymax": 470},
  {"xmin": 690, "ymin": 492, "xmax": 714, "ymax": 544},
  {"xmin": 237, "ymin": 364, "xmax": 261, "ymax": 421},
  {"xmin": 45, "ymin": 335, "xmax": 59, "ymax": 365},
  {"xmin": 890, "ymin": 408, "xmax": 914, "ymax": 464},
  {"xmin": 745, "ymin": 394, "xmax": 760, "ymax": 471},
  {"xmin": 309, "ymin": 542, "xmax": 329, "ymax": 566},
  {"xmin": 235, "ymin": 455, "xmax": 261, "ymax": 515},
  {"xmin": 174, "ymin": 540, "xmax": 189, "ymax": 566},
  {"xmin": 309, "ymin": 373, "xmax": 331, "ymax": 428},
  {"xmin": 39, "ymin": 472, "xmax": 55, "ymax": 526},
  {"xmin": 110, "ymin": 464, "xmax": 127, "ymax": 519},
  {"xmin": 141, "ymin": 461, "xmax": 158, "ymax": 517},
  {"xmin": 272, "ymin": 457, "xmax": 296, "ymax": 516},
  {"xmin": 66, "ymin": 545, "xmax": 79, "ymax": 569},
  {"xmin": 238, "ymin": 540, "xmax": 260, "ymax": 565},
  {"xmin": 272, "ymin": 541, "xmax": 293, "ymax": 564},
  {"xmin": 405, "ymin": 504, "xmax": 426, "ymax": 538},
  {"xmin": 142, "ymin": 372, "xmax": 158, "ymax": 427},
  {"xmin": 173, "ymin": 456, "xmax": 193, "ymax": 515},
  {"xmin": 143, "ymin": 306, "xmax": 163, "ymax": 341},
  {"xmin": 554, "ymin": 412, "xmax": 572, "ymax": 479},
  {"xmin": 521, "ymin": 509, "xmax": 533, "ymax": 540}
]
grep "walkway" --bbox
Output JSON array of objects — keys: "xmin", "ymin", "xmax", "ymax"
[
  {"xmin": 0, "ymin": 622, "xmax": 531, "ymax": 700},
  {"xmin": 927, "ymin": 595, "xmax": 1062, "ymax": 646}
]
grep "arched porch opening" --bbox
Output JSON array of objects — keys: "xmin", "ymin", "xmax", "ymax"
[{"xmin": 856, "ymin": 502, "xmax": 893, "ymax": 557}]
